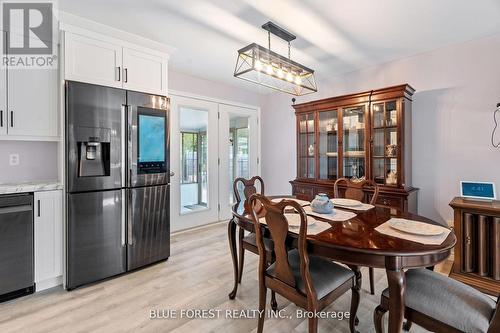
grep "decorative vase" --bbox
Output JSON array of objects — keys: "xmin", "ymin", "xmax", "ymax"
[
  {"xmin": 386, "ymin": 170, "xmax": 397, "ymax": 185},
  {"xmin": 308, "ymin": 144, "xmax": 314, "ymax": 156},
  {"xmin": 311, "ymin": 193, "xmax": 334, "ymax": 214},
  {"xmin": 386, "ymin": 144, "xmax": 397, "ymax": 157},
  {"xmin": 325, "ymin": 121, "xmax": 333, "ymax": 132}
]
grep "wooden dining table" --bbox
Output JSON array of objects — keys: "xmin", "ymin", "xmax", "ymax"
[{"xmin": 227, "ymin": 196, "xmax": 457, "ymax": 333}]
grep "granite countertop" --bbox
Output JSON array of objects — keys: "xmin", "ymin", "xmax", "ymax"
[{"xmin": 0, "ymin": 181, "xmax": 63, "ymax": 195}]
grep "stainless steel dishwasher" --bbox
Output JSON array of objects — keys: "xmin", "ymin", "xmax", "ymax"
[{"xmin": 0, "ymin": 193, "xmax": 34, "ymax": 302}]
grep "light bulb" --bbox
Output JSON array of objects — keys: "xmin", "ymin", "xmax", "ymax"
[
  {"xmin": 294, "ymin": 76, "xmax": 302, "ymax": 85},
  {"xmin": 254, "ymin": 60, "xmax": 263, "ymax": 71},
  {"xmin": 277, "ymin": 68, "xmax": 284, "ymax": 79},
  {"xmin": 286, "ymin": 72, "xmax": 294, "ymax": 82},
  {"xmin": 266, "ymin": 64, "xmax": 274, "ymax": 75}
]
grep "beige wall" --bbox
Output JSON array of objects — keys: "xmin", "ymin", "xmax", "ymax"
[
  {"xmin": 261, "ymin": 33, "xmax": 500, "ymax": 224},
  {"xmin": 0, "ymin": 141, "xmax": 59, "ymax": 184}
]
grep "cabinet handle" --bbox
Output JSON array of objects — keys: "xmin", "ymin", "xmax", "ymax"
[
  {"xmin": 124, "ymin": 68, "xmax": 128, "ymax": 83},
  {"xmin": 10, "ymin": 111, "xmax": 13, "ymax": 127},
  {"xmin": 116, "ymin": 66, "xmax": 121, "ymax": 81},
  {"xmin": 0, "ymin": 110, "xmax": 3, "ymax": 127},
  {"xmin": 37, "ymin": 200, "xmax": 41, "ymax": 217}
]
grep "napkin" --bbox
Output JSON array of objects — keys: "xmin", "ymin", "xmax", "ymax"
[
  {"xmin": 375, "ymin": 219, "xmax": 451, "ymax": 245},
  {"xmin": 303, "ymin": 205, "xmax": 357, "ymax": 222},
  {"xmin": 333, "ymin": 202, "xmax": 375, "ymax": 212},
  {"xmin": 271, "ymin": 197, "xmax": 311, "ymax": 207}
]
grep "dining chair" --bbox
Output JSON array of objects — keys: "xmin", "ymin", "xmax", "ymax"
[
  {"xmin": 334, "ymin": 177, "xmax": 379, "ymax": 295},
  {"xmin": 374, "ymin": 268, "xmax": 499, "ymax": 333},
  {"xmin": 233, "ymin": 176, "xmax": 277, "ymax": 310},
  {"xmin": 248, "ymin": 194, "xmax": 360, "ymax": 333}
]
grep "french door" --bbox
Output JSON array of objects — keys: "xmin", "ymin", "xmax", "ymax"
[
  {"xmin": 218, "ymin": 104, "xmax": 259, "ymax": 220},
  {"xmin": 170, "ymin": 94, "xmax": 259, "ymax": 232}
]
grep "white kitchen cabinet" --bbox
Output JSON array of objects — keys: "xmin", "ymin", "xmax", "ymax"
[
  {"xmin": 7, "ymin": 64, "xmax": 59, "ymax": 137},
  {"xmin": 34, "ymin": 190, "xmax": 63, "ymax": 291},
  {"xmin": 0, "ymin": 33, "xmax": 59, "ymax": 139},
  {"xmin": 0, "ymin": 31, "xmax": 6, "ymax": 136},
  {"xmin": 123, "ymin": 47, "xmax": 167, "ymax": 95},
  {"xmin": 64, "ymin": 31, "xmax": 123, "ymax": 89},
  {"xmin": 64, "ymin": 29, "xmax": 168, "ymax": 96}
]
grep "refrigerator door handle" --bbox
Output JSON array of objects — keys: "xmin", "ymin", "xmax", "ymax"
[
  {"xmin": 127, "ymin": 189, "xmax": 133, "ymax": 246},
  {"xmin": 121, "ymin": 190, "xmax": 126, "ymax": 246},
  {"xmin": 121, "ymin": 105, "xmax": 126, "ymax": 187}
]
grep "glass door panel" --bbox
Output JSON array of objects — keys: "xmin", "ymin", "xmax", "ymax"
[
  {"xmin": 373, "ymin": 158, "xmax": 385, "ymax": 184},
  {"xmin": 170, "ymin": 95, "xmax": 220, "ymax": 232},
  {"xmin": 342, "ymin": 106, "xmax": 365, "ymax": 179},
  {"xmin": 228, "ymin": 117, "xmax": 250, "ymax": 206},
  {"xmin": 298, "ymin": 112, "xmax": 315, "ymax": 179},
  {"xmin": 371, "ymin": 100, "xmax": 398, "ymax": 185},
  {"xmin": 319, "ymin": 110, "xmax": 338, "ymax": 180},
  {"xmin": 218, "ymin": 104, "xmax": 259, "ymax": 220},
  {"xmin": 373, "ymin": 103, "xmax": 384, "ymax": 128},
  {"xmin": 179, "ymin": 110, "xmax": 208, "ymax": 214},
  {"xmin": 373, "ymin": 128, "xmax": 384, "ymax": 157},
  {"xmin": 385, "ymin": 101, "xmax": 397, "ymax": 127}
]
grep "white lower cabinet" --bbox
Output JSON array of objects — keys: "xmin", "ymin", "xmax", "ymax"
[{"xmin": 34, "ymin": 190, "xmax": 63, "ymax": 291}]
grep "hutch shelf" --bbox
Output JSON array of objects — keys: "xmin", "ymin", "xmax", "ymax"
[{"xmin": 290, "ymin": 84, "xmax": 418, "ymax": 213}]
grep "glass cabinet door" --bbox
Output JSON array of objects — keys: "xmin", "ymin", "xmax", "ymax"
[
  {"xmin": 318, "ymin": 110, "xmax": 338, "ymax": 180},
  {"xmin": 298, "ymin": 112, "xmax": 315, "ymax": 178},
  {"xmin": 372, "ymin": 101, "xmax": 398, "ymax": 186},
  {"xmin": 342, "ymin": 106, "xmax": 366, "ymax": 179}
]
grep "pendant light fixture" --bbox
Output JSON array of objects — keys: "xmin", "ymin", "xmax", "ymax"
[{"xmin": 234, "ymin": 21, "xmax": 317, "ymax": 96}]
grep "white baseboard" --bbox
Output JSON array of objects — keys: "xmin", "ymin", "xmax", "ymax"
[{"xmin": 36, "ymin": 276, "xmax": 63, "ymax": 292}]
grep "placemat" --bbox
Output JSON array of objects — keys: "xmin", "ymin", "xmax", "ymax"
[
  {"xmin": 271, "ymin": 197, "xmax": 311, "ymax": 207},
  {"xmin": 259, "ymin": 215, "xmax": 332, "ymax": 235},
  {"xmin": 303, "ymin": 206, "xmax": 357, "ymax": 222},
  {"xmin": 375, "ymin": 219, "xmax": 451, "ymax": 245},
  {"xmin": 333, "ymin": 202, "xmax": 375, "ymax": 212}
]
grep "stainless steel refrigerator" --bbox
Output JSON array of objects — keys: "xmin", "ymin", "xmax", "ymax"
[{"xmin": 65, "ymin": 81, "xmax": 170, "ymax": 289}]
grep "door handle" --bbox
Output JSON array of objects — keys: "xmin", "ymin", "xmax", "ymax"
[
  {"xmin": 121, "ymin": 105, "xmax": 126, "ymax": 187},
  {"xmin": 169, "ymin": 171, "xmax": 175, "ymax": 177},
  {"xmin": 37, "ymin": 200, "xmax": 40, "ymax": 217},
  {"xmin": 124, "ymin": 68, "xmax": 128, "ymax": 83},
  {"xmin": 127, "ymin": 190, "xmax": 133, "ymax": 245},
  {"xmin": 0, "ymin": 110, "xmax": 3, "ymax": 127},
  {"xmin": 116, "ymin": 66, "xmax": 121, "ymax": 82},
  {"xmin": 121, "ymin": 190, "xmax": 126, "ymax": 246},
  {"xmin": 10, "ymin": 111, "xmax": 13, "ymax": 127}
]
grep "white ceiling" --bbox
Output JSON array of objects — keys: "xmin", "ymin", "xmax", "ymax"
[{"xmin": 59, "ymin": 0, "xmax": 500, "ymax": 94}]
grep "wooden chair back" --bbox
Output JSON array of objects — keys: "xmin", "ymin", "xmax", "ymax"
[
  {"xmin": 248, "ymin": 194, "xmax": 317, "ymax": 300},
  {"xmin": 233, "ymin": 176, "xmax": 265, "ymax": 214},
  {"xmin": 488, "ymin": 295, "xmax": 500, "ymax": 333},
  {"xmin": 334, "ymin": 178, "xmax": 379, "ymax": 205}
]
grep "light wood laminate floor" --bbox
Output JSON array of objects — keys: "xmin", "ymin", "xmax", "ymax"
[{"xmin": 0, "ymin": 222, "xmax": 453, "ymax": 333}]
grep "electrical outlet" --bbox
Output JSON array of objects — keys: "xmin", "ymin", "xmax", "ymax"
[{"xmin": 9, "ymin": 154, "xmax": 19, "ymax": 166}]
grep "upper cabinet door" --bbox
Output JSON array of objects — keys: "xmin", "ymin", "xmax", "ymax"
[
  {"xmin": 0, "ymin": 31, "xmax": 7, "ymax": 136},
  {"xmin": 64, "ymin": 32, "xmax": 122, "ymax": 88},
  {"xmin": 7, "ymin": 35, "xmax": 58, "ymax": 137},
  {"xmin": 122, "ymin": 47, "xmax": 167, "ymax": 95}
]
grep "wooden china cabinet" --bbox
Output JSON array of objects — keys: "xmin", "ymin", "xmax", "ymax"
[{"xmin": 290, "ymin": 84, "xmax": 418, "ymax": 213}]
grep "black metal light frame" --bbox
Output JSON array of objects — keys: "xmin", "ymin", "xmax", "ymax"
[{"xmin": 234, "ymin": 22, "xmax": 317, "ymax": 96}]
